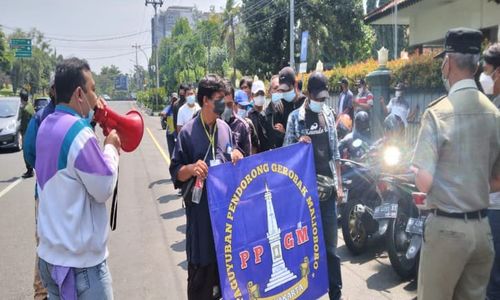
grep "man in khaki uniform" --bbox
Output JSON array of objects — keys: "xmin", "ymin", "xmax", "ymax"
[{"xmin": 412, "ymin": 28, "xmax": 500, "ymax": 300}]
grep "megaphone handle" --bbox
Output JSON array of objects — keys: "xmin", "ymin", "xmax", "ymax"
[{"xmin": 110, "ymin": 168, "xmax": 119, "ymax": 231}]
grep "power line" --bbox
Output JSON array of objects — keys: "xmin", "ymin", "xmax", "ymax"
[
  {"xmin": 0, "ymin": 24, "xmax": 150, "ymax": 42},
  {"xmin": 239, "ymin": 0, "xmax": 274, "ymax": 24},
  {"xmin": 244, "ymin": 1, "xmax": 306, "ymax": 32},
  {"xmin": 85, "ymin": 49, "xmax": 151, "ymax": 60}
]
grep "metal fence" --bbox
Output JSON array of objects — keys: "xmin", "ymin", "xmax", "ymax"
[{"xmin": 327, "ymin": 89, "xmax": 445, "ymax": 145}]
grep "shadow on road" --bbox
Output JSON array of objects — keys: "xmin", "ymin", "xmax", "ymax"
[
  {"xmin": 149, "ymin": 178, "xmax": 172, "ymax": 189},
  {"xmin": 338, "ymin": 238, "xmax": 388, "ymax": 265},
  {"xmin": 157, "ymin": 194, "xmax": 179, "ymax": 204},
  {"xmin": 366, "ymin": 262, "xmax": 416, "ymax": 293},
  {"xmin": 0, "ymin": 176, "xmax": 20, "ymax": 183},
  {"xmin": 0, "ymin": 148, "xmax": 19, "ymax": 154},
  {"xmin": 176, "ymin": 224, "xmax": 186, "ymax": 234},
  {"xmin": 171, "ymin": 239, "xmax": 186, "ymax": 253},
  {"xmin": 161, "ymin": 207, "xmax": 185, "ymax": 220}
]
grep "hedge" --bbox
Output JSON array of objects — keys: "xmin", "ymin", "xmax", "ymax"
[{"xmin": 301, "ymin": 53, "xmax": 443, "ymax": 93}]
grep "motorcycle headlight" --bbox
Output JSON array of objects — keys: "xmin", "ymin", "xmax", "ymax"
[{"xmin": 383, "ymin": 146, "xmax": 401, "ymax": 166}]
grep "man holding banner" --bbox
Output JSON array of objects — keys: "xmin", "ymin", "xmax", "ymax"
[
  {"xmin": 169, "ymin": 74, "xmax": 243, "ymax": 300},
  {"xmin": 284, "ymin": 71, "xmax": 344, "ymax": 300}
]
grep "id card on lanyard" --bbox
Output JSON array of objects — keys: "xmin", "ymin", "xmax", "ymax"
[{"xmin": 200, "ymin": 112, "xmax": 221, "ymax": 167}]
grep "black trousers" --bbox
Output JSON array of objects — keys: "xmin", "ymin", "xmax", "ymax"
[
  {"xmin": 166, "ymin": 134, "xmax": 176, "ymax": 158},
  {"xmin": 187, "ymin": 263, "xmax": 220, "ymax": 300}
]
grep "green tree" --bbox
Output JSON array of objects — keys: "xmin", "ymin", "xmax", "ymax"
[
  {"xmin": 240, "ymin": 0, "xmax": 374, "ymax": 77},
  {"xmin": 8, "ymin": 28, "xmax": 56, "ymax": 95},
  {"xmin": 94, "ymin": 65, "xmax": 122, "ymax": 97},
  {"xmin": 222, "ymin": 0, "xmax": 240, "ymax": 82},
  {"xmin": 158, "ymin": 18, "xmax": 207, "ymax": 93}
]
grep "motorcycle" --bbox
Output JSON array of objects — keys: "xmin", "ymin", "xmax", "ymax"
[{"xmin": 340, "ymin": 139, "xmax": 396, "ymax": 255}]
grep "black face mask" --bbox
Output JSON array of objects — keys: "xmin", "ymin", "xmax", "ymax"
[
  {"xmin": 213, "ymin": 98, "xmax": 225, "ymax": 115},
  {"xmin": 180, "ymin": 95, "xmax": 186, "ymax": 102}
]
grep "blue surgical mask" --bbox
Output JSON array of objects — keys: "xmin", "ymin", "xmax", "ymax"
[
  {"xmin": 271, "ymin": 93, "xmax": 282, "ymax": 104},
  {"xmin": 309, "ymin": 99, "xmax": 324, "ymax": 113},
  {"xmin": 282, "ymin": 90, "xmax": 296, "ymax": 102},
  {"xmin": 186, "ymin": 95, "xmax": 196, "ymax": 105}
]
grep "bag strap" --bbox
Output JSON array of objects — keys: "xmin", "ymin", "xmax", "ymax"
[{"xmin": 110, "ymin": 167, "xmax": 119, "ymax": 231}]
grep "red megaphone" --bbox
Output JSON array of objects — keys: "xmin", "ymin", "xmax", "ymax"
[{"xmin": 94, "ymin": 105, "xmax": 144, "ymax": 152}]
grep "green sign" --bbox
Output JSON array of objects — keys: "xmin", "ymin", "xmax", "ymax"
[
  {"xmin": 10, "ymin": 39, "xmax": 32, "ymax": 58},
  {"xmin": 10, "ymin": 39, "xmax": 31, "ymax": 47}
]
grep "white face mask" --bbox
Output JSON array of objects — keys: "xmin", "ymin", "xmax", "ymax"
[
  {"xmin": 186, "ymin": 95, "xmax": 196, "ymax": 105},
  {"xmin": 237, "ymin": 108, "xmax": 247, "ymax": 118},
  {"xmin": 358, "ymin": 88, "xmax": 364, "ymax": 95},
  {"xmin": 480, "ymin": 72, "xmax": 494, "ymax": 95},
  {"xmin": 395, "ymin": 91, "xmax": 403, "ymax": 98},
  {"xmin": 253, "ymin": 95, "xmax": 265, "ymax": 107}
]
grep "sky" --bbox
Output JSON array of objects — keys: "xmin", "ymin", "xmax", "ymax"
[{"xmin": 0, "ymin": 0, "xmax": 227, "ymax": 74}]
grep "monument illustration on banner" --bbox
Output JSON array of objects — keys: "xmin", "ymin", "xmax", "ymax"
[{"xmin": 264, "ymin": 183, "xmax": 297, "ymax": 292}]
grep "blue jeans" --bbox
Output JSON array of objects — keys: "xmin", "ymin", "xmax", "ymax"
[
  {"xmin": 38, "ymin": 258, "xmax": 113, "ymax": 300},
  {"xmin": 488, "ymin": 209, "xmax": 500, "ymax": 300},
  {"xmin": 320, "ymin": 195, "xmax": 342, "ymax": 300}
]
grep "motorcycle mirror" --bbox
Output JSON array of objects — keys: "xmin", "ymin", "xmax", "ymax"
[{"xmin": 352, "ymin": 139, "xmax": 363, "ymax": 148}]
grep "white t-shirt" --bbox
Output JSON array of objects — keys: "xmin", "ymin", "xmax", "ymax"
[{"xmin": 177, "ymin": 103, "xmax": 200, "ymax": 127}]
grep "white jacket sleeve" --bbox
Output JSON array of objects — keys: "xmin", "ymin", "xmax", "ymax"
[{"xmin": 73, "ymin": 133, "xmax": 119, "ymax": 203}]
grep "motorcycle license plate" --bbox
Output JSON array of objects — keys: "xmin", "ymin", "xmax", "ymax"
[
  {"xmin": 373, "ymin": 203, "xmax": 398, "ymax": 219},
  {"xmin": 405, "ymin": 217, "xmax": 426, "ymax": 235}
]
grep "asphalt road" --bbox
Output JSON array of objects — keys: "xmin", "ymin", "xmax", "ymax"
[{"xmin": 0, "ymin": 101, "xmax": 417, "ymax": 300}]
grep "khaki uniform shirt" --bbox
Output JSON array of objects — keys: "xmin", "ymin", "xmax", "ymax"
[{"xmin": 412, "ymin": 79, "xmax": 500, "ymax": 213}]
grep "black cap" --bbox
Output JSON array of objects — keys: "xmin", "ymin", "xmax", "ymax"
[
  {"xmin": 435, "ymin": 28, "xmax": 483, "ymax": 59},
  {"xmin": 339, "ymin": 78, "xmax": 349, "ymax": 85},
  {"xmin": 355, "ymin": 78, "xmax": 366, "ymax": 86},
  {"xmin": 308, "ymin": 72, "xmax": 329, "ymax": 99},
  {"xmin": 394, "ymin": 82, "xmax": 405, "ymax": 90},
  {"xmin": 278, "ymin": 67, "xmax": 296, "ymax": 90},
  {"xmin": 484, "ymin": 43, "xmax": 500, "ymax": 68}
]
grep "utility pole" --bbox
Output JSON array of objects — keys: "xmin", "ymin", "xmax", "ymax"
[
  {"xmin": 394, "ymin": 0, "xmax": 398, "ymax": 60},
  {"xmin": 132, "ymin": 43, "xmax": 140, "ymax": 90},
  {"xmin": 145, "ymin": 0, "xmax": 164, "ymax": 111},
  {"xmin": 289, "ymin": 0, "xmax": 295, "ymax": 70}
]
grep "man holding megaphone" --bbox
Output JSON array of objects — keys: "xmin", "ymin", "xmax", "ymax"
[{"xmin": 35, "ymin": 58, "xmax": 120, "ymax": 299}]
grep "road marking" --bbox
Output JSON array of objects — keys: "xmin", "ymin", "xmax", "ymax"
[
  {"xmin": 146, "ymin": 127, "xmax": 171, "ymax": 166},
  {"xmin": 0, "ymin": 177, "xmax": 23, "ymax": 199}
]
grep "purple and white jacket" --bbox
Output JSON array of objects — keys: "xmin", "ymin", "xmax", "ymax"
[{"xmin": 36, "ymin": 105, "xmax": 119, "ymax": 268}]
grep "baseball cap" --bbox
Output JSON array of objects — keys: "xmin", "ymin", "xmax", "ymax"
[
  {"xmin": 308, "ymin": 72, "xmax": 329, "ymax": 99},
  {"xmin": 251, "ymin": 80, "xmax": 265, "ymax": 94},
  {"xmin": 278, "ymin": 67, "xmax": 296, "ymax": 91},
  {"xmin": 434, "ymin": 28, "xmax": 483, "ymax": 59},
  {"xmin": 235, "ymin": 90, "xmax": 250, "ymax": 106},
  {"xmin": 338, "ymin": 78, "xmax": 349, "ymax": 85},
  {"xmin": 171, "ymin": 92, "xmax": 179, "ymax": 99}
]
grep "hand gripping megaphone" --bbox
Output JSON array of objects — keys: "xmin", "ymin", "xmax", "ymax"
[{"xmin": 94, "ymin": 105, "xmax": 144, "ymax": 152}]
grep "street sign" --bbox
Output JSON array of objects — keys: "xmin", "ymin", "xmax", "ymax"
[
  {"xmin": 300, "ymin": 31, "xmax": 309, "ymax": 63},
  {"xmin": 10, "ymin": 38, "xmax": 31, "ymax": 47},
  {"xmin": 115, "ymin": 75, "xmax": 129, "ymax": 91},
  {"xmin": 10, "ymin": 39, "xmax": 32, "ymax": 58}
]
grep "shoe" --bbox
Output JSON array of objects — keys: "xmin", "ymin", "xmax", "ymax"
[
  {"xmin": 177, "ymin": 190, "xmax": 183, "ymax": 197},
  {"xmin": 22, "ymin": 171, "xmax": 34, "ymax": 178}
]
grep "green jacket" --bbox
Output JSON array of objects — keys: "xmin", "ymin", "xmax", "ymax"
[{"xmin": 20, "ymin": 103, "xmax": 34, "ymax": 135}]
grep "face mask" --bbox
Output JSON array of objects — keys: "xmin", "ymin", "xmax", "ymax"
[
  {"xmin": 186, "ymin": 95, "xmax": 196, "ymax": 105},
  {"xmin": 395, "ymin": 91, "xmax": 403, "ymax": 98},
  {"xmin": 237, "ymin": 108, "xmax": 247, "ymax": 118},
  {"xmin": 221, "ymin": 106, "xmax": 232, "ymax": 122},
  {"xmin": 271, "ymin": 93, "xmax": 282, "ymax": 104},
  {"xmin": 254, "ymin": 95, "xmax": 265, "ymax": 107},
  {"xmin": 213, "ymin": 98, "xmax": 226, "ymax": 115},
  {"xmin": 480, "ymin": 72, "xmax": 494, "ymax": 95},
  {"xmin": 358, "ymin": 88, "xmax": 364, "ymax": 95},
  {"xmin": 180, "ymin": 95, "xmax": 186, "ymax": 102},
  {"xmin": 309, "ymin": 99, "xmax": 324, "ymax": 113},
  {"xmin": 441, "ymin": 57, "xmax": 451, "ymax": 92},
  {"xmin": 282, "ymin": 90, "xmax": 296, "ymax": 102}
]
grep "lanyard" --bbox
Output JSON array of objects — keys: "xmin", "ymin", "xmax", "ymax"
[{"xmin": 200, "ymin": 112, "xmax": 217, "ymax": 159}]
